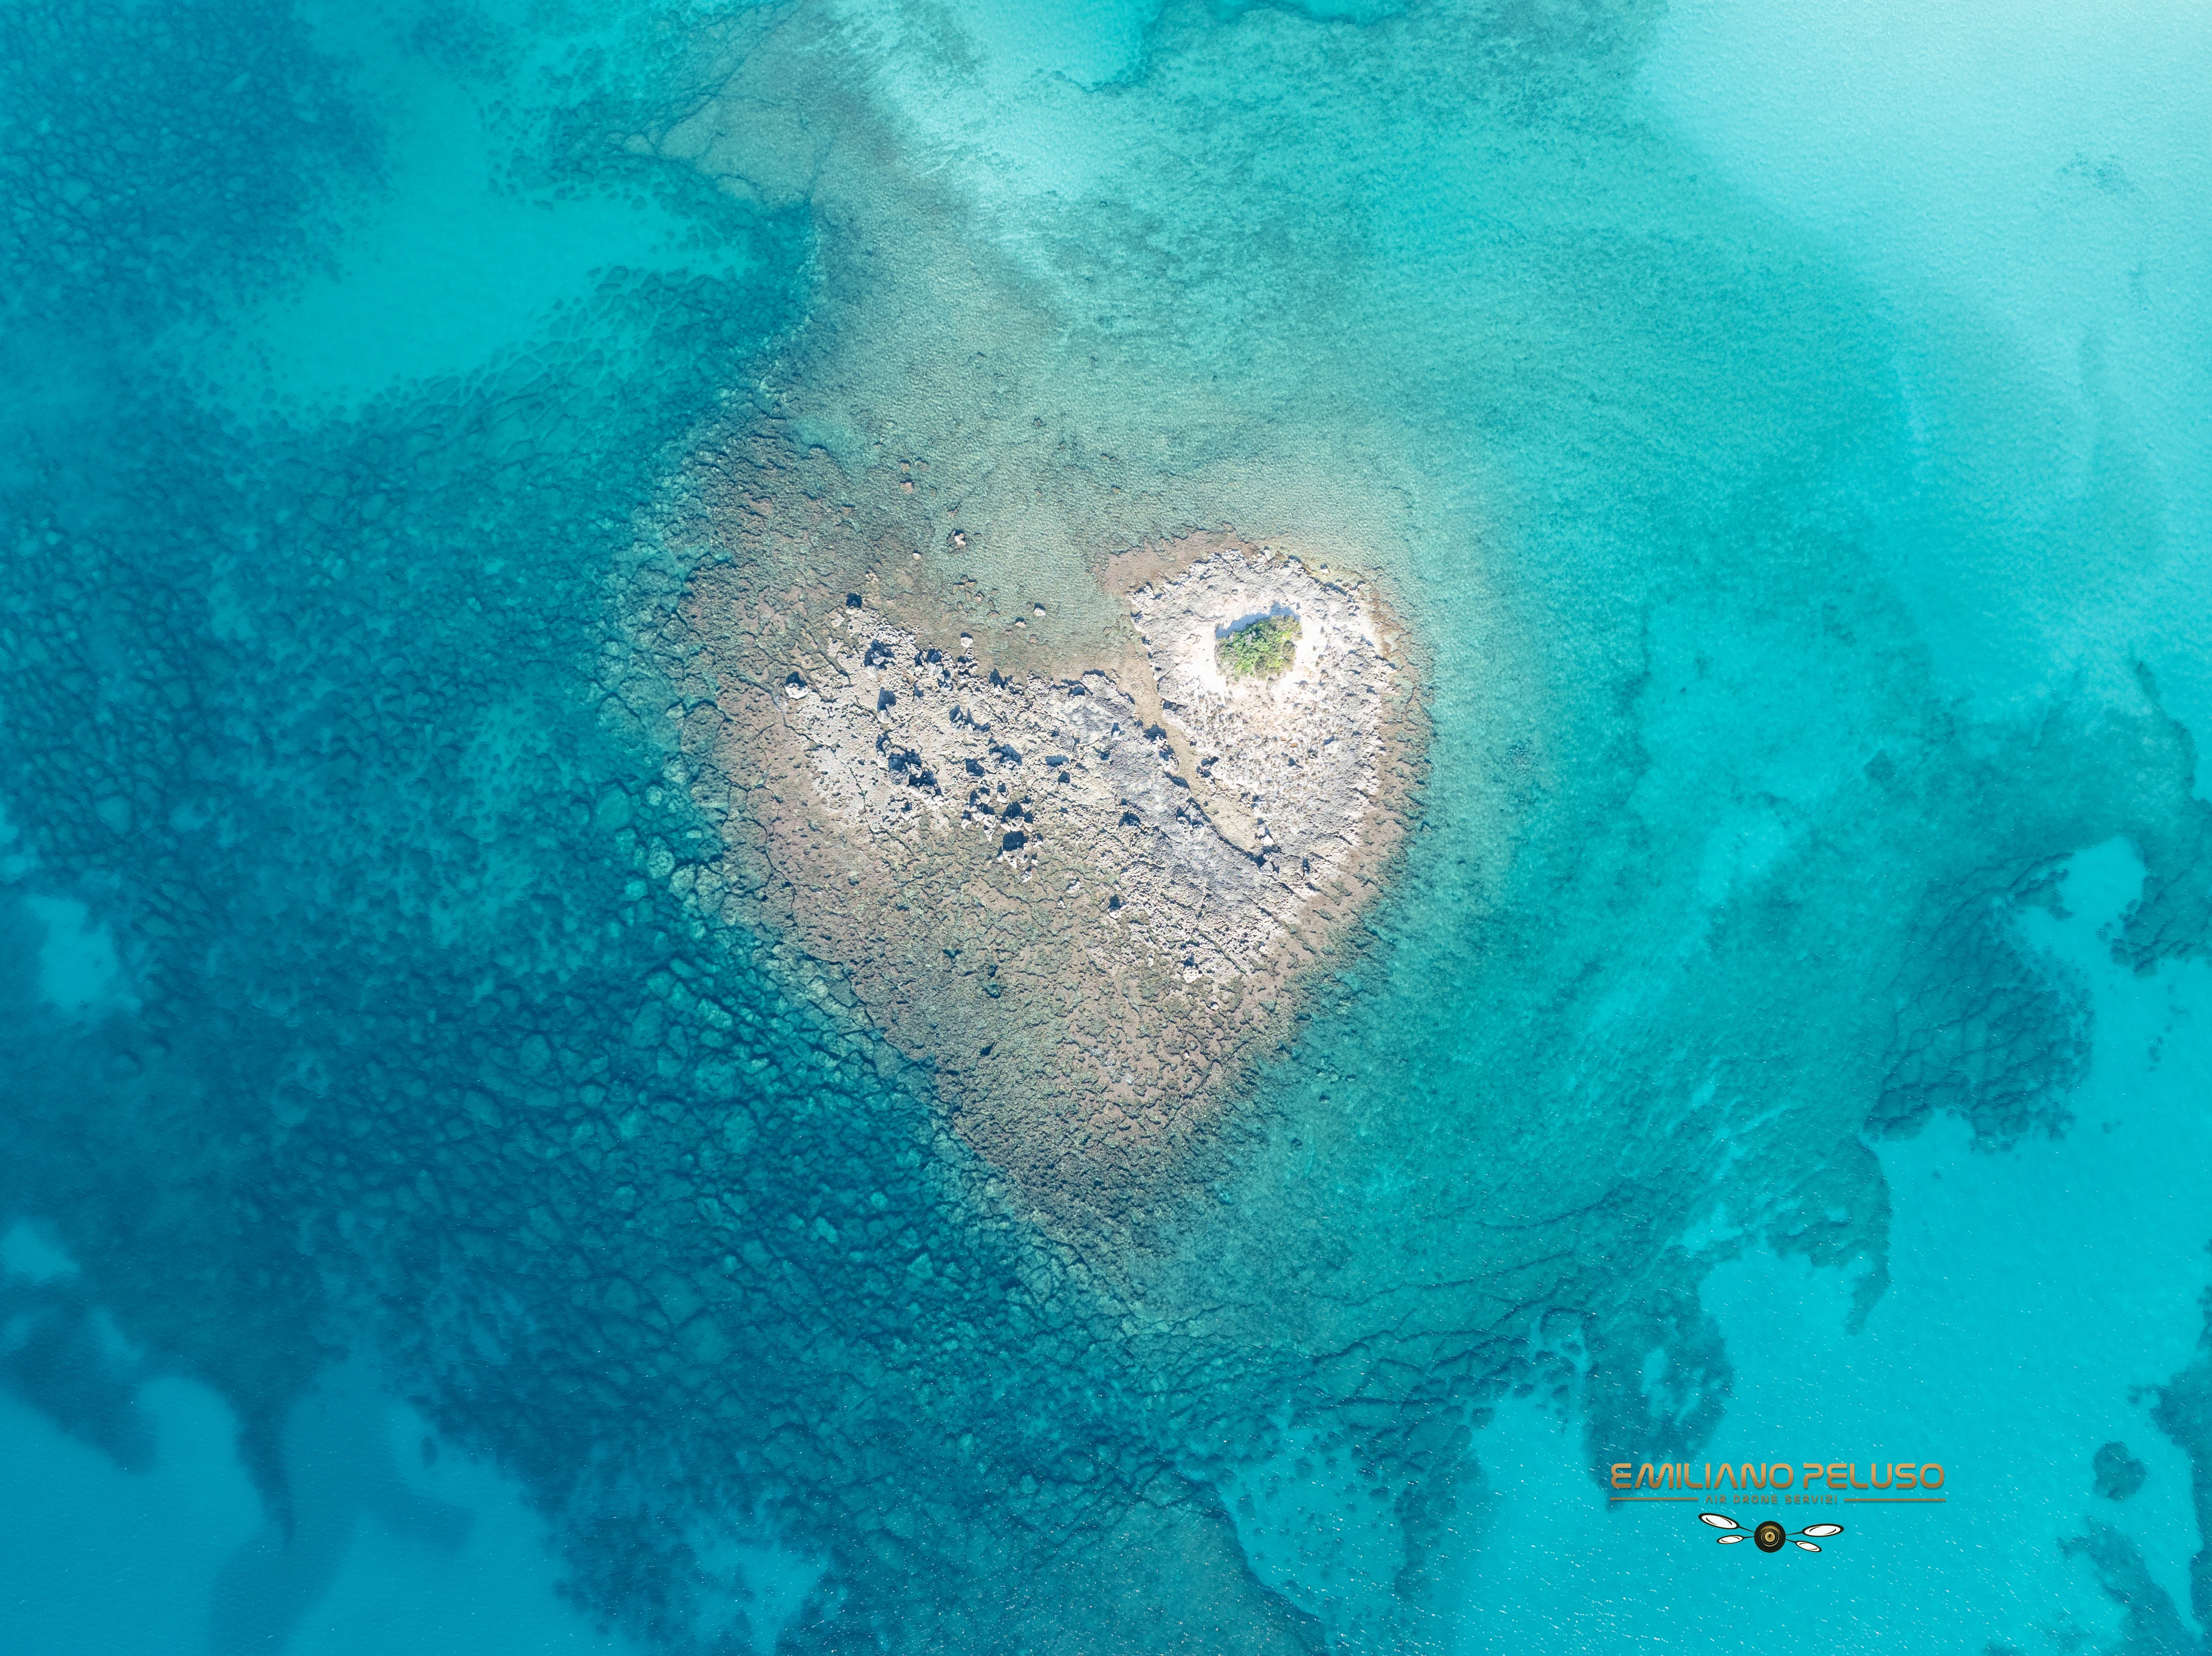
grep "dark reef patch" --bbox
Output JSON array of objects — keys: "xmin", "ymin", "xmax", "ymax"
[{"xmin": 1870, "ymin": 859, "xmax": 2093, "ymax": 1148}]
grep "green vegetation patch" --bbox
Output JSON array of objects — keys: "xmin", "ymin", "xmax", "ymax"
[{"xmin": 1216, "ymin": 614, "xmax": 1301, "ymax": 680}]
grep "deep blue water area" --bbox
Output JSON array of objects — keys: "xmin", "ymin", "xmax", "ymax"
[{"xmin": 5, "ymin": 1, "xmax": 2212, "ymax": 1654}]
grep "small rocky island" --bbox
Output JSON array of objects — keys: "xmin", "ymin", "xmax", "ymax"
[{"xmin": 682, "ymin": 530, "xmax": 1423, "ymax": 1238}]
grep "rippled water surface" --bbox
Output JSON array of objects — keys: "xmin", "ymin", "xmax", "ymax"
[{"xmin": 4, "ymin": 1, "xmax": 2211, "ymax": 1652}]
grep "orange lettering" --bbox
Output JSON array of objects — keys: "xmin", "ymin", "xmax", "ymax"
[{"xmin": 1611, "ymin": 1464, "xmax": 1632, "ymax": 1489}]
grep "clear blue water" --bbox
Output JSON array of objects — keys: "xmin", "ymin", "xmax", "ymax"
[{"xmin": 3, "ymin": 1, "xmax": 2210, "ymax": 1652}]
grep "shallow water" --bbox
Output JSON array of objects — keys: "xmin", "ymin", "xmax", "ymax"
[{"xmin": 2, "ymin": 1, "xmax": 2210, "ymax": 1652}]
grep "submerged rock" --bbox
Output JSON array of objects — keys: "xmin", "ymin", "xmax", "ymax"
[{"xmin": 2093, "ymin": 1440, "xmax": 2148, "ymax": 1501}]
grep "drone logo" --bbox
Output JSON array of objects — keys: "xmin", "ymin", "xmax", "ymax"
[{"xmin": 1699, "ymin": 1513, "xmax": 1843, "ymax": 1553}]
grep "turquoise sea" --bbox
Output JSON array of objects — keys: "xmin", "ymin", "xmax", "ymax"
[{"xmin": 4, "ymin": 1, "xmax": 2211, "ymax": 1652}]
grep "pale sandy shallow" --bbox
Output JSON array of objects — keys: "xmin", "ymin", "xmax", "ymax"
[{"xmin": 668, "ymin": 458, "xmax": 1426, "ymax": 1244}]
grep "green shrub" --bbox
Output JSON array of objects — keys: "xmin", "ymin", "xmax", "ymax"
[{"xmin": 1216, "ymin": 615, "xmax": 1301, "ymax": 680}]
